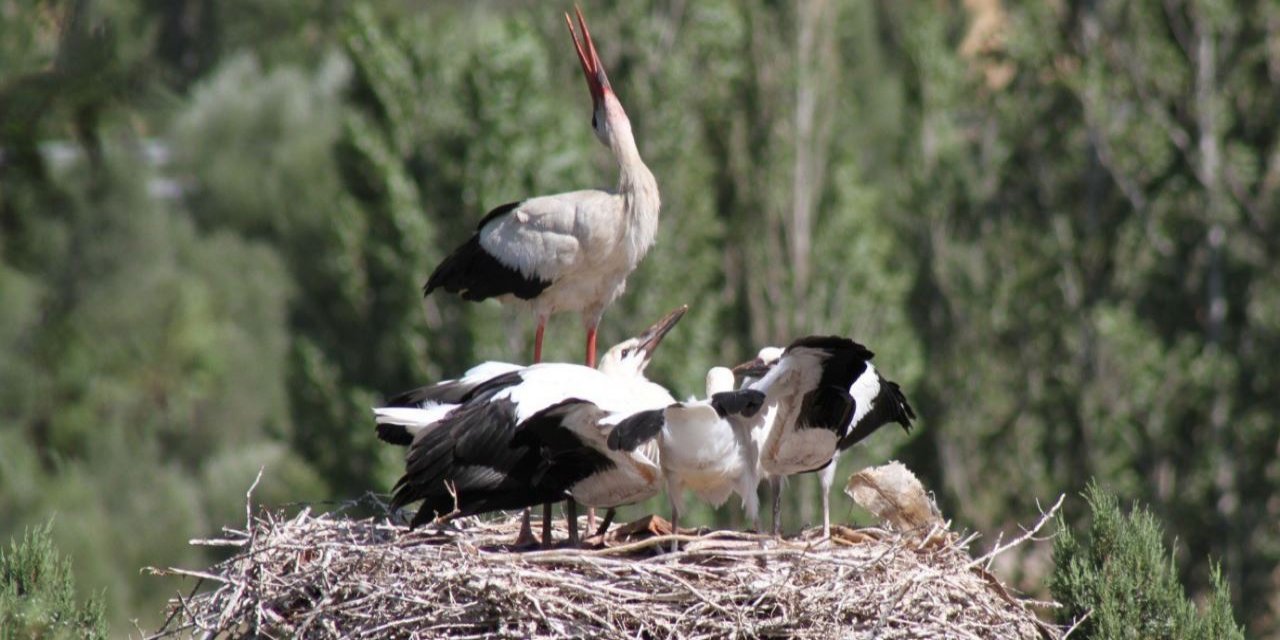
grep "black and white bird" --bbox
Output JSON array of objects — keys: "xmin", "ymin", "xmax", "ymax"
[
  {"xmin": 374, "ymin": 305, "xmax": 689, "ymax": 449},
  {"xmin": 512, "ymin": 370, "xmax": 765, "ymax": 550},
  {"xmin": 513, "ymin": 399, "xmax": 666, "ymax": 542},
  {"xmin": 423, "ymin": 7, "xmax": 659, "ymax": 369},
  {"xmin": 383, "ymin": 307, "xmax": 686, "ymax": 543},
  {"xmin": 373, "ymin": 361, "xmax": 522, "ymax": 447},
  {"xmin": 734, "ymin": 339, "xmax": 915, "ymax": 537},
  {"xmin": 649, "ymin": 367, "xmax": 766, "ymax": 549}
]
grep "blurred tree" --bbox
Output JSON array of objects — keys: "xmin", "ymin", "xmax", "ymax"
[
  {"xmin": 0, "ymin": 3, "xmax": 326, "ymax": 629},
  {"xmin": 1051, "ymin": 483, "xmax": 1244, "ymax": 639},
  {"xmin": 880, "ymin": 0, "xmax": 1280, "ymax": 631},
  {"xmin": 0, "ymin": 523, "xmax": 107, "ymax": 640}
]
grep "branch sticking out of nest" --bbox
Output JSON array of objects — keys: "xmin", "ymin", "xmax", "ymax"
[{"xmin": 147, "ymin": 467, "xmax": 1066, "ymax": 639}]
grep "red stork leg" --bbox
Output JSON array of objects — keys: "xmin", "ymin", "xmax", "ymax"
[
  {"xmin": 585, "ymin": 325, "xmax": 598, "ymax": 369},
  {"xmin": 514, "ymin": 508, "xmax": 538, "ymax": 548},
  {"xmin": 584, "ymin": 322, "xmax": 600, "ymax": 531},
  {"xmin": 516, "ymin": 317, "xmax": 550, "ymax": 548},
  {"xmin": 533, "ymin": 319, "xmax": 547, "ymax": 364}
]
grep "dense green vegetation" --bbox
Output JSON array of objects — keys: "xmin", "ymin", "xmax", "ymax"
[
  {"xmin": 0, "ymin": 0, "xmax": 1273, "ymax": 634},
  {"xmin": 0, "ymin": 524, "xmax": 106, "ymax": 640},
  {"xmin": 1052, "ymin": 483, "xmax": 1244, "ymax": 639}
]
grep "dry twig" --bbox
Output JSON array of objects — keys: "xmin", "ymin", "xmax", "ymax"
[{"xmin": 147, "ymin": 497, "xmax": 1065, "ymax": 639}]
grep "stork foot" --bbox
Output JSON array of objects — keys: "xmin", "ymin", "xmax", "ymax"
[
  {"xmin": 512, "ymin": 529, "xmax": 540, "ymax": 548},
  {"xmin": 514, "ymin": 510, "xmax": 540, "ymax": 548}
]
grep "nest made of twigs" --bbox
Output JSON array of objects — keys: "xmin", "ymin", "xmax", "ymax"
[{"xmin": 148, "ymin": 492, "xmax": 1065, "ymax": 640}]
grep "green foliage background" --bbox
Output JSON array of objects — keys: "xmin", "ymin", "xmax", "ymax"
[
  {"xmin": 0, "ymin": 0, "xmax": 1274, "ymax": 634},
  {"xmin": 1051, "ymin": 483, "xmax": 1244, "ymax": 639},
  {"xmin": 1, "ymin": 523, "xmax": 106, "ymax": 640}
]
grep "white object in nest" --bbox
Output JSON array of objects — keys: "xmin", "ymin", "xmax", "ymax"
[{"xmin": 844, "ymin": 460, "xmax": 944, "ymax": 533}]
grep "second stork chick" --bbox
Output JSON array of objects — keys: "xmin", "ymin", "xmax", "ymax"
[{"xmin": 735, "ymin": 338, "xmax": 915, "ymax": 537}]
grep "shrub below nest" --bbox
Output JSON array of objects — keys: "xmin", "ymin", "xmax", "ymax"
[{"xmin": 148, "ymin": 492, "xmax": 1065, "ymax": 639}]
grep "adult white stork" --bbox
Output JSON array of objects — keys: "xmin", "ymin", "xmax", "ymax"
[
  {"xmin": 384, "ymin": 307, "xmax": 685, "ymax": 544},
  {"xmin": 423, "ymin": 7, "xmax": 660, "ymax": 369},
  {"xmin": 513, "ymin": 370, "xmax": 766, "ymax": 550},
  {"xmin": 734, "ymin": 339, "xmax": 915, "ymax": 537}
]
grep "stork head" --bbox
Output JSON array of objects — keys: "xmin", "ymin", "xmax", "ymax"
[
  {"xmin": 565, "ymin": 6, "xmax": 631, "ymax": 149},
  {"xmin": 705, "ymin": 367, "xmax": 736, "ymax": 396},
  {"xmin": 596, "ymin": 305, "xmax": 688, "ymax": 378},
  {"xmin": 731, "ymin": 346, "xmax": 784, "ymax": 381}
]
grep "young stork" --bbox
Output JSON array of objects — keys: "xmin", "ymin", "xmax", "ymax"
[
  {"xmin": 645, "ymin": 367, "xmax": 766, "ymax": 550},
  {"xmin": 735, "ymin": 340, "xmax": 915, "ymax": 537},
  {"xmin": 373, "ymin": 361, "xmax": 523, "ymax": 447},
  {"xmin": 385, "ymin": 307, "xmax": 686, "ymax": 542},
  {"xmin": 424, "ymin": 7, "xmax": 660, "ymax": 369},
  {"xmin": 515, "ymin": 373, "xmax": 766, "ymax": 550}
]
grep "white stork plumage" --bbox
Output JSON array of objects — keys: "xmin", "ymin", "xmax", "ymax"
[
  {"xmin": 373, "ymin": 360, "xmax": 523, "ymax": 447},
  {"xmin": 373, "ymin": 306, "xmax": 688, "ymax": 453},
  {"xmin": 514, "ymin": 399, "xmax": 667, "ymax": 542},
  {"xmin": 516, "ymin": 368, "xmax": 766, "ymax": 550},
  {"xmin": 382, "ymin": 307, "xmax": 685, "ymax": 544},
  {"xmin": 424, "ymin": 7, "xmax": 659, "ymax": 370},
  {"xmin": 649, "ymin": 367, "xmax": 767, "ymax": 550},
  {"xmin": 734, "ymin": 338, "xmax": 915, "ymax": 537}
]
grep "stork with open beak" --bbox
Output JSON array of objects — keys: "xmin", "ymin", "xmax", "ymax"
[
  {"xmin": 424, "ymin": 7, "xmax": 660, "ymax": 370},
  {"xmin": 383, "ymin": 307, "xmax": 685, "ymax": 543},
  {"xmin": 733, "ymin": 339, "xmax": 915, "ymax": 538}
]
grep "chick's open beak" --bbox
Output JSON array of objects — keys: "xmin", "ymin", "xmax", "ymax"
[{"xmin": 634, "ymin": 305, "xmax": 688, "ymax": 360}]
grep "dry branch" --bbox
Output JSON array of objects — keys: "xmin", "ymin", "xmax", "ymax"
[{"xmin": 147, "ymin": 496, "xmax": 1065, "ymax": 639}]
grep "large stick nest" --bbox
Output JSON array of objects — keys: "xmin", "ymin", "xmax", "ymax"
[{"xmin": 148, "ymin": 483, "xmax": 1065, "ymax": 639}]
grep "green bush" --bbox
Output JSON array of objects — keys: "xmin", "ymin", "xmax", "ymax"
[
  {"xmin": 1050, "ymin": 483, "xmax": 1243, "ymax": 639},
  {"xmin": 0, "ymin": 523, "xmax": 106, "ymax": 640}
]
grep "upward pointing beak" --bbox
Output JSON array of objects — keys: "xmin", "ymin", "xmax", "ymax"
[
  {"xmin": 565, "ymin": 6, "xmax": 611, "ymax": 104},
  {"xmin": 634, "ymin": 305, "xmax": 688, "ymax": 360}
]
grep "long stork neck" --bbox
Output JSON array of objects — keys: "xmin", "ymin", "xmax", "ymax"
[
  {"xmin": 610, "ymin": 126, "xmax": 660, "ymax": 262},
  {"xmin": 617, "ymin": 154, "xmax": 657, "ymax": 214}
]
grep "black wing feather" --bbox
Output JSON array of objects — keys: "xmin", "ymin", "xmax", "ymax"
[
  {"xmin": 423, "ymin": 202, "xmax": 552, "ymax": 301},
  {"xmin": 784, "ymin": 336, "xmax": 871, "ymax": 437},
  {"xmin": 606, "ymin": 409, "xmax": 667, "ymax": 452},
  {"xmin": 375, "ymin": 423, "xmax": 414, "ymax": 447},
  {"xmin": 837, "ymin": 376, "xmax": 917, "ymax": 451},
  {"xmin": 384, "ymin": 370, "xmax": 524, "ymax": 408},
  {"xmin": 709, "ymin": 389, "xmax": 766, "ymax": 418},
  {"xmin": 800, "ymin": 386, "xmax": 856, "ymax": 437},
  {"xmin": 514, "ymin": 399, "xmax": 615, "ymax": 486},
  {"xmin": 785, "ymin": 335, "xmax": 875, "ymax": 362},
  {"xmin": 390, "ymin": 398, "xmax": 564, "ymax": 528}
]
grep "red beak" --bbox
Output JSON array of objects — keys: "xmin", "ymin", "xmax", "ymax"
[{"xmin": 565, "ymin": 6, "xmax": 611, "ymax": 104}]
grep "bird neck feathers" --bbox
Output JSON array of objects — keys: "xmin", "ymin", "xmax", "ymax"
[
  {"xmin": 606, "ymin": 110, "xmax": 659, "ymax": 262},
  {"xmin": 616, "ymin": 152, "xmax": 659, "ymax": 261}
]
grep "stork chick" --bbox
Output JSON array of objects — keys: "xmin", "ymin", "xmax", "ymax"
[{"xmin": 734, "ymin": 339, "xmax": 915, "ymax": 538}]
